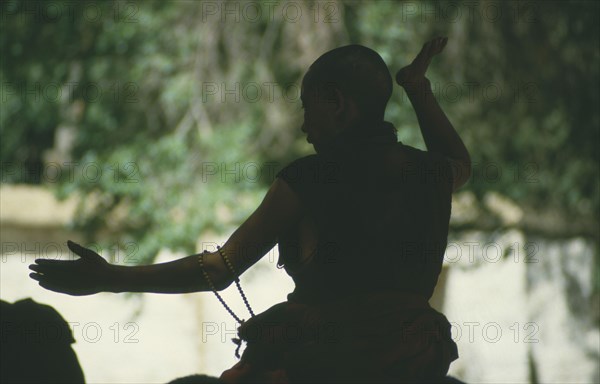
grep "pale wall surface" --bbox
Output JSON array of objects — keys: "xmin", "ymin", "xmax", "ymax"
[{"xmin": 2, "ymin": 185, "xmax": 598, "ymax": 383}]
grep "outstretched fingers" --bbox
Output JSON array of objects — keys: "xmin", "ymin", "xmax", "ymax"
[
  {"xmin": 29, "ymin": 259, "xmax": 78, "ymax": 274},
  {"xmin": 429, "ymin": 36, "xmax": 448, "ymax": 55},
  {"xmin": 29, "ymin": 266, "xmax": 83, "ymax": 295},
  {"xmin": 29, "ymin": 272, "xmax": 42, "ymax": 281},
  {"xmin": 29, "ymin": 259, "xmax": 79, "ymax": 285},
  {"xmin": 417, "ymin": 37, "xmax": 447, "ymax": 61},
  {"xmin": 430, "ymin": 36, "xmax": 448, "ymax": 55}
]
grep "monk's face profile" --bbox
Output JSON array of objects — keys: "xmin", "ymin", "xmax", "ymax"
[{"xmin": 300, "ymin": 69, "xmax": 358, "ymax": 151}]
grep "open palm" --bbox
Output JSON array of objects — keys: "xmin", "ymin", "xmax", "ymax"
[
  {"xmin": 29, "ymin": 240, "xmax": 113, "ymax": 296},
  {"xmin": 396, "ymin": 36, "xmax": 448, "ymax": 87}
]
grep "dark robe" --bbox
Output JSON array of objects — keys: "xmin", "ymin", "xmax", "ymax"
[{"xmin": 220, "ymin": 121, "xmax": 459, "ymax": 383}]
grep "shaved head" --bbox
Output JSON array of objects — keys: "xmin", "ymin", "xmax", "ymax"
[{"xmin": 303, "ymin": 45, "xmax": 393, "ymax": 122}]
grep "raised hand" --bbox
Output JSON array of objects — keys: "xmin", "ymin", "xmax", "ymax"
[
  {"xmin": 29, "ymin": 240, "xmax": 115, "ymax": 296},
  {"xmin": 396, "ymin": 36, "xmax": 448, "ymax": 88}
]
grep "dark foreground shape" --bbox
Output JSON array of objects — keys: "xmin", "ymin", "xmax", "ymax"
[
  {"xmin": 0, "ymin": 298, "xmax": 86, "ymax": 383},
  {"xmin": 167, "ymin": 374, "xmax": 222, "ymax": 383},
  {"xmin": 166, "ymin": 373, "xmax": 467, "ymax": 383},
  {"xmin": 440, "ymin": 376, "xmax": 467, "ymax": 383}
]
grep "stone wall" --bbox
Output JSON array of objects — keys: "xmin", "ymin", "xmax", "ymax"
[{"xmin": 443, "ymin": 230, "xmax": 599, "ymax": 383}]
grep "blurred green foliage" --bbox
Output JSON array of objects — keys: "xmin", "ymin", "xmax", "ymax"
[{"xmin": 1, "ymin": 0, "xmax": 598, "ymax": 263}]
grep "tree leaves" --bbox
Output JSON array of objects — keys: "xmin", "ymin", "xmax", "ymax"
[{"xmin": 2, "ymin": 0, "xmax": 597, "ymax": 263}]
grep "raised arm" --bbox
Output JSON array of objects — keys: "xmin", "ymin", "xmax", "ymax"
[
  {"xmin": 396, "ymin": 37, "xmax": 471, "ymax": 191},
  {"xmin": 29, "ymin": 178, "xmax": 303, "ymax": 295}
]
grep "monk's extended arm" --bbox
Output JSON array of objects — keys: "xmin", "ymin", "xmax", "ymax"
[
  {"xmin": 108, "ymin": 252, "xmax": 228, "ymax": 293},
  {"xmin": 30, "ymin": 178, "xmax": 300, "ymax": 296}
]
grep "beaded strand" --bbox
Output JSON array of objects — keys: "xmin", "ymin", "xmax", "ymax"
[
  {"xmin": 198, "ymin": 247, "xmax": 256, "ymax": 358},
  {"xmin": 217, "ymin": 245, "xmax": 255, "ymax": 318},
  {"xmin": 198, "ymin": 250, "xmax": 244, "ymax": 324}
]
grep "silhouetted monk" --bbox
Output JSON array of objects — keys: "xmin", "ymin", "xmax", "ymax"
[{"xmin": 29, "ymin": 37, "xmax": 470, "ymax": 383}]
